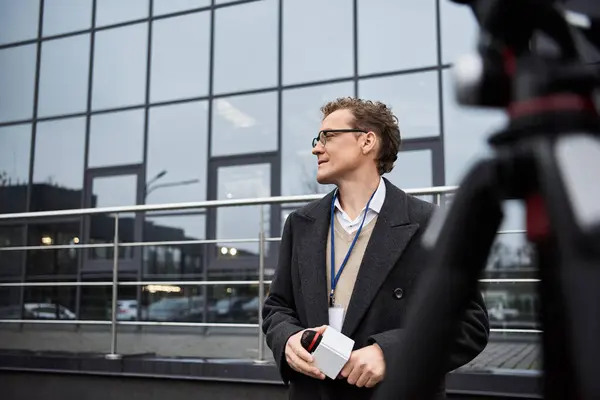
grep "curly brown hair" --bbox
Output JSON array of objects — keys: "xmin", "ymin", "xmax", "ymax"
[{"xmin": 320, "ymin": 97, "xmax": 401, "ymax": 175}]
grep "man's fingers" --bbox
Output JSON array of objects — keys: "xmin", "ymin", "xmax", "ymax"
[
  {"xmin": 365, "ymin": 376, "xmax": 380, "ymax": 388},
  {"xmin": 291, "ymin": 341, "xmax": 313, "ymax": 363},
  {"xmin": 355, "ymin": 370, "xmax": 371, "ymax": 388},
  {"xmin": 286, "ymin": 347, "xmax": 323, "ymax": 379},
  {"xmin": 347, "ymin": 363, "xmax": 363, "ymax": 385},
  {"xmin": 314, "ymin": 325, "xmax": 328, "ymax": 334}
]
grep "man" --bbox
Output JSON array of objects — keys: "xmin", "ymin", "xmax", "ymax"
[{"xmin": 262, "ymin": 97, "xmax": 489, "ymax": 400}]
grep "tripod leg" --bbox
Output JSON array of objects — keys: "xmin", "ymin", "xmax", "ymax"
[
  {"xmin": 373, "ymin": 158, "xmax": 504, "ymax": 400},
  {"xmin": 530, "ymin": 134, "xmax": 600, "ymax": 399}
]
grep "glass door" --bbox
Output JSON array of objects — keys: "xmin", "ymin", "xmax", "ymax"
[{"xmin": 82, "ymin": 165, "xmax": 144, "ymax": 273}]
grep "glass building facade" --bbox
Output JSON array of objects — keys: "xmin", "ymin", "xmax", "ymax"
[{"xmin": 0, "ymin": 0, "xmax": 544, "ymax": 365}]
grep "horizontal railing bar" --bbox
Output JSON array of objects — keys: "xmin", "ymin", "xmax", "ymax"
[
  {"xmin": 0, "ymin": 319, "xmax": 110, "ymax": 325},
  {"xmin": 117, "ymin": 321, "xmax": 259, "ymax": 328},
  {"xmin": 0, "ymin": 319, "xmax": 540, "ymax": 332},
  {"xmin": 0, "ymin": 186, "xmax": 458, "ymax": 221},
  {"xmin": 497, "ymin": 229, "xmax": 527, "ymax": 235},
  {"xmin": 480, "ymin": 279, "xmax": 540, "ymax": 283},
  {"xmin": 120, "ymin": 238, "xmax": 259, "ymax": 247},
  {"xmin": 0, "ymin": 278, "xmax": 539, "ymax": 288},
  {"xmin": 0, "ymin": 243, "xmax": 114, "ymax": 252},
  {"xmin": 0, "ymin": 280, "xmax": 267, "ymax": 287},
  {"xmin": 0, "ymin": 319, "xmax": 259, "ymax": 328},
  {"xmin": 490, "ymin": 328, "xmax": 542, "ymax": 333}
]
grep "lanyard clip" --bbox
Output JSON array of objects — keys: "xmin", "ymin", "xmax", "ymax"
[{"xmin": 329, "ymin": 289, "xmax": 335, "ymax": 307}]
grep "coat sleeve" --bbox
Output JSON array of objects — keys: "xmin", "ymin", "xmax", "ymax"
[{"xmin": 261, "ymin": 213, "xmax": 305, "ymax": 384}]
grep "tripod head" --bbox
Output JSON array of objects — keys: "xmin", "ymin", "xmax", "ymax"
[{"xmin": 451, "ymin": 0, "xmax": 600, "ymax": 114}]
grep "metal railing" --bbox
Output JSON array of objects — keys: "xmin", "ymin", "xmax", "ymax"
[{"xmin": 0, "ymin": 185, "xmax": 539, "ymax": 361}]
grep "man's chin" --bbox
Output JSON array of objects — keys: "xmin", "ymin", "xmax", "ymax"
[{"xmin": 315, "ymin": 174, "xmax": 333, "ymax": 185}]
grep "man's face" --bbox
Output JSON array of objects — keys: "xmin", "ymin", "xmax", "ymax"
[{"xmin": 312, "ymin": 109, "xmax": 365, "ymax": 185}]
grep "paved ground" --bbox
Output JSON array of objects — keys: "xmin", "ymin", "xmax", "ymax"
[{"xmin": 0, "ymin": 325, "xmax": 541, "ymax": 371}]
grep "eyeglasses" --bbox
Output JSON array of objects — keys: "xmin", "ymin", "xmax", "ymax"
[{"xmin": 311, "ymin": 129, "xmax": 368, "ymax": 147}]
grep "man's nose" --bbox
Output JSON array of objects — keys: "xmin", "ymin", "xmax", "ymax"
[{"xmin": 312, "ymin": 142, "xmax": 324, "ymax": 155}]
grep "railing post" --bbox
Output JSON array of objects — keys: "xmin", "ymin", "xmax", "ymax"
[
  {"xmin": 435, "ymin": 193, "xmax": 442, "ymax": 207},
  {"xmin": 106, "ymin": 214, "xmax": 122, "ymax": 360},
  {"xmin": 256, "ymin": 205, "xmax": 266, "ymax": 363}
]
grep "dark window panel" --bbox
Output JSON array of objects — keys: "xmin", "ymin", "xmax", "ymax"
[
  {"xmin": 0, "ymin": 287, "xmax": 22, "ymax": 319},
  {"xmin": 150, "ymin": 12, "xmax": 210, "ymax": 102},
  {"xmin": 95, "ymin": 0, "xmax": 149, "ymax": 27},
  {"xmin": 0, "ymin": 45, "xmax": 37, "ymax": 123},
  {"xmin": 358, "ymin": 71, "xmax": 440, "ymax": 139},
  {"xmin": 23, "ymin": 286, "xmax": 77, "ymax": 320},
  {"xmin": 358, "ymin": 0, "xmax": 437, "ymax": 74},
  {"xmin": 213, "ymin": 0, "xmax": 278, "ymax": 94},
  {"xmin": 26, "ymin": 222, "xmax": 81, "ymax": 279},
  {"xmin": 281, "ymin": 83, "xmax": 353, "ymax": 196},
  {"xmin": 0, "ymin": 124, "xmax": 32, "ymax": 214},
  {"xmin": 153, "ymin": 0, "xmax": 210, "ymax": 16},
  {"xmin": 282, "ymin": 0, "xmax": 353, "ymax": 85},
  {"xmin": 43, "ymin": 0, "xmax": 92, "ymax": 37},
  {"xmin": 0, "ymin": 1, "xmax": 40, "ymax": 45},
  {"xmin": 38, "ymin": 34, "xmax": 90, "ymax": 118},
  {"xmin": 0, "ymin": 225, "xmax": 25, "ymax": 280},
  {"xmin": 89, "ymin": 110, "xmax": 145, "ymax": 168},
  {"xmin": 32, "ymin": 117, "xmax": 86, "ymax": 212},
  {"xmin": 211, "ymin": 92, "xmax": 278, "ymax": 157},
  {"xmin": 92, "ymin": 23, "xmax": 148, "ymax": 110},
  {"xmin": 147, "ymin": 101, "xmax": 208, "ymax": 204}
]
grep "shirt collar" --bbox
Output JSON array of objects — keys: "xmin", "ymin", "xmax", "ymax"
[{"xmin": 334, "ymin": 177, "xmax": 386, "ymax": 215}]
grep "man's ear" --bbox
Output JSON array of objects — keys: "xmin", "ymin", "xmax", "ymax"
[{"xmin": 362, "ymin": 131, "xmax": 378, "ymax": 154}]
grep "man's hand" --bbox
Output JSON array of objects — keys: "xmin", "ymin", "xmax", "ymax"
[
  {"xmin": 340, "ymin": 343, "xmax": 386, "ymax": 388},
  {"xmin": 285, "ymin": 325, "xmax": 327, "ymax": 380}
]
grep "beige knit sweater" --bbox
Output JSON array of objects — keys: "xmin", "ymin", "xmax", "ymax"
[{"xmin": 326, "ymin": 215, "xmax": 378, "ymax": 314}]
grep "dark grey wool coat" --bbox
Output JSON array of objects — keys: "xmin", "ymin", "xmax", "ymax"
[{"xmin": 262, "ymin": 178, "xmax": 489, "ymax": 400}]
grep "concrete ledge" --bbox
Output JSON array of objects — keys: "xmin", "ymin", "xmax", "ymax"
[{"xmin": 0, "ymin": 349, "xmax": 542, "ymax": 398}]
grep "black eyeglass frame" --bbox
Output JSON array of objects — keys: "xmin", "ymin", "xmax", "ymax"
[{"xmin": 311, "ymin": 129, "xmax": 369, "ymax": 147}]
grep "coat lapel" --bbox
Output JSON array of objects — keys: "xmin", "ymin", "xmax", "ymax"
[
  {"xmin": 296, "ymin": 191, "xmax": 334, "ymax": 329},
  {"xmin": 341, "ymin": 180, "xmax": 420, "ymax": 337}
]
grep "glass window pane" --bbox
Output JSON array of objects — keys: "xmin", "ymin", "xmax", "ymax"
[
  {"xmin": 32, "ymin": 117, "xmax": 86, "ymax": 211},
  {"xmin": 358, "ymin": 0, "xmax": 436, "ymax": 74},
  {"xmin": 89, "ymin": 110, "xmax": 145, "ymax": 167},
  {"xmin": 211, "ymin": 92, "xmax": 278, "ymax": 157},
  {"xmin": 0, "ymin": 124, "xmax": 31, "ymax": 213},
  {"xmin": 143, "ymin": 214, "xmax": 205, "ymax": 278},
  {"xmin": 217, "ymin": 164, "xmax": 270, "ymax": 256},
  {"xmin": 150, "ymin": 12, "xmax": 210, "ymax": 102},
  {"xmin": 440, "ymin": 0, "xmax": 478, "ymax": 65},
  {"xmin": 26, "ymin": 221, "xmax": 81, "ymax": 278},
  {"xmin": 442, "ymin": 69, "xmax": 506, "ymax": 185},
  {"xmin": 282, "ymin": 0, "xmax": 353, "ymax": 85},
  {"xmin": 93, "ymin": 175, "xmax": 137, "ymax": 207},
  {"xmin": 213, "ymin": 0, "xmax": 278, "ymax": 94},
  {"xmin": 38, "ymin": 34, "xmax": 90, "ymax": 117},
  {"xmin": 359, "ymin": 71, "xmax": 439, "ymax": 139},
  {"xmin": 0, "ymin": 226, "xmax": 25, "ymax": 281},
  {"xmin": 385, "ymin": 149, "xmax": 432, "ymax": 190},
  {"xmin": 95, "ymin": 0, "xmax": 148, "ymax": 27},
  {"xmin": 92, "ymin": 23, "xmax": 148, "ymax": 110},
  {"xmin": 147, "ymin": 101, "xmax": 208, "ymax": 204},
  {"xmin": 281, "ymin": 82, "xmax": 354, "ymax": 196},
  {"xmin": 0, "ymin": 1, "xmax": 40, "ymax": 45},
  {"xmin": 0, "ymin": 45, "xmax": 36, "ymax": 123},
  {"xmin": 153, "ymin": 0, "xmax": 210, "ymax": 16},
  {"xmin": 43, "ymin": 0, "xmax": 92, "ymax": 37}
]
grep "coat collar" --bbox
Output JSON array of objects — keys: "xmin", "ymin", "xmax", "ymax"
[{"xmin": 295, "ymin": 178, "xmax": 419, "ymax": 335}]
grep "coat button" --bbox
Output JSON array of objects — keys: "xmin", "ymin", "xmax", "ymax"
[{"xmin": 393, "ymin": 288, "xmax": 404, "ymax": 299}]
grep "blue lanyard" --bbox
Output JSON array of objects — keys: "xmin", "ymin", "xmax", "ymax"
[{"xmin": 329, "ymin": 188, "xmax": 377, "ymax": 307}]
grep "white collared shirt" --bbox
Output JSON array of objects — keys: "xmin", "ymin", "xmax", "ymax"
[{"xmin": 333, "ymin": 178, "xmax": 386, "ymax": 234}]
